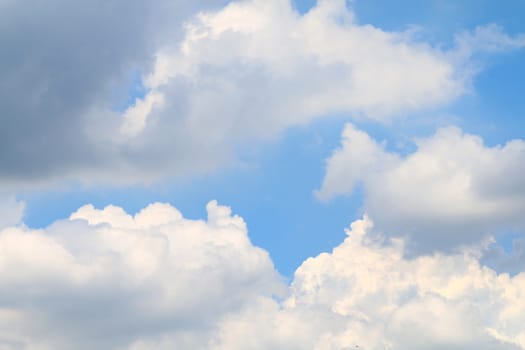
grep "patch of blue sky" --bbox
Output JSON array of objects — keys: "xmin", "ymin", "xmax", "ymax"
[
  {"xmin": 453, "ymin": 49, "xmax": 525, "ymax": 145},
  {"xmin": 482, "ymin": 230, "xmax": 525, "ymax": 276},
  {"xmin": 292, "ymin": 0, "xmax": 317, "ymax": 14},
  {"xmin": 498, "ymin": 230, "xmax": 525, "ymax": 255},
  {"xmin": 109, "ymin": 67, "xmax": 149, "ymax": 113},
  {"xmin": 353, "ymin": 0, "xmax": 525, "ymax": 44}
]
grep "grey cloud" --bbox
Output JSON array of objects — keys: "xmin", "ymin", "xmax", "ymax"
[
  {"xmin": 1, "ymin": 0, "xmax": 148, "ymax": 177},
  {"xmin": 0, "ymin": 0, "xmax": 226, "ymax": 187},
  {"xmin": 482, "ymin": 237, "xmax": 525, "ymax": 275}
]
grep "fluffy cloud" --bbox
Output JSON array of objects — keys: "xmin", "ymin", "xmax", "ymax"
[
  {"xmin": 317, "ymin": 124, "xmax": 525, "ymax": 251},
  {"xmin": 143, "ymin": 0, "xmax": 462, "ymax": 126},
  {"xmin": 285, "ymin": 217, "xmax": 525, "ymax": 349},
  {"xmin": 208, "ymin": 217, "xmax": 525, "ymax": 349},
  {"xmin": 0, "ymin": 201, "xmax": 282, "ymax": 349},
  {"xmin": 119, "ymin": 0, "xmax": 467, "ymax": 182},
  {"xmin": 2, "ymin": 0, "xmax": 523, "ymax": 187},
  {"xmin": 0, "ymin": 202, "xmax": 523, "ymax": 349}
]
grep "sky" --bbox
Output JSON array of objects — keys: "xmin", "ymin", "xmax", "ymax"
[{"xmin": 1, "ymin": 0, "xmax": 525, "ymax": 349}]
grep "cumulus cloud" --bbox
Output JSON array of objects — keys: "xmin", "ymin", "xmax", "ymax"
[
  {"xmin": 2, "ymin": 0, "xmax": 523, "ymax": 187},
  {"xmin": 143, "ymin": 0, "xmax": 462, "ymax": 127},
  {"xmin": 317, "ymin": 124, "xmax": 525, "ymax": 250},
  {"xmin": 0, "ymin": 201, "xmax": 282, "ymax": 349},
  {"xmin": 0, "ymin": 202, "xmax": 523, "ymax": 349},
  {"xmin": 207, "ymin": 217, "xmax": 525, "ymax": 349}
]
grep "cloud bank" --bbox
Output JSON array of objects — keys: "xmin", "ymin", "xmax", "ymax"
[
  {"xmin": 0, "ymin": 202, "xmax": 523, "ymax": 349},
  {"xmin": 2, "ymin": 0, "xmax": 524, "ymax": 187}
]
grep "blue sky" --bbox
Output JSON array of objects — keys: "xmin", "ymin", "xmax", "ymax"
[{"xmin": 2, "ymin": 0, "xmax": 525, "ymax": 348}]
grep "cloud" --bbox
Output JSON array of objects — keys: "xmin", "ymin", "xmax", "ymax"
[
  {"xmin": 0, "ymin": 201, "xmax": 282, "ymax": 349},
  {"xmin": 454, "ymin": 23, "xmax": 525, "ymax": 57},
  {"xmin": 0, "ymin": 0, "xmax": 225, "ymax": 187},
  {"xmin": 283, "ymin": 217, "xmax": 525, "ymax": 349},
  {"xmin": 2, "ymin": 0, "xmax": 523, "ymax": 187},
  {"xmin": 205, "ymin": 216, "xmax": 525, "ymax": 350},
  {"xmin": 317, "ymin": 124, "xmax": 525, "ymax": 251},
  {"xmin": 0, "ymin": 202, "xmax": 523, "ymax": 349},
  {"xmin": 0, "ymin": 194, "xmax": 25, "ymax": 229},
  {"xmin": 144, "ymin": 0, "xmax": 462, "ymax": 125}
]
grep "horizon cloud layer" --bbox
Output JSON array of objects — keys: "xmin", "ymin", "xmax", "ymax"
[{"xmin": 0, "ymin": 201, "xmax": 523, "ymax": 349}]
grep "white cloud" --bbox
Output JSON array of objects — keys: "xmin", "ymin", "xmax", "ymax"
[
  {"xmin": 120, "ymin": 92, "xmax": 165, "ymax": 137},
  {"xmin": 0, "ymin": 201, "xmax": 282, "ymax": 349},
  {"xmin": 317, "ymin": 124, "xmax": 525, "ymax": 250},
  {"xmin": 0, "ymin": 202, "xmax": 523, "ymax": 349},
  {"xmin": 209, "ymin": 216, "xmax": 525, "ymax": 350},
  {"xmin": 107, "ymin": 0, "xmax": 525, "ymax": 185},
  {"xmin": 135, "ymin": 0, "xmax": 464, "ymax": 140},
  {"xmin": 128, "ymin": 216, "xmax": 525, "ymax": 350}
]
